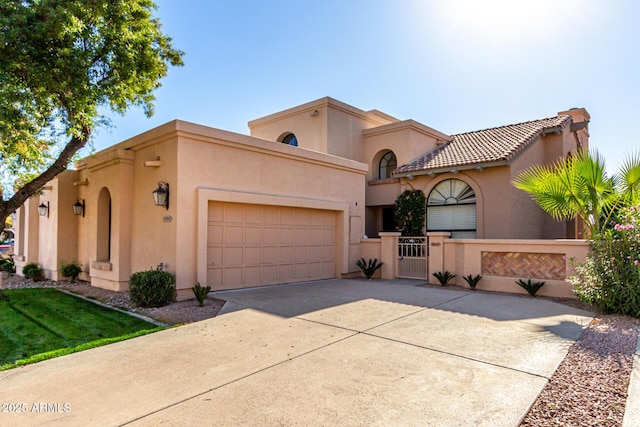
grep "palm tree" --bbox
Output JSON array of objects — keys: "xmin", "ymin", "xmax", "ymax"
[{"xmin": 513, "ymin": 150, "xmax": 640, "ymax": 236}]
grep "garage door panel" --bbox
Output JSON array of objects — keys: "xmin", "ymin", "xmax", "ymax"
[
  {"xmin": 296, "ymin": 210, "xmax": 309, "ymax": 225},
  {"xmin": 224, "ymin": 247, "xmax": 243, "ymax": 265},
  {"xmin": 263, "ymin": 207, "xmax": 280, "ymax": 225},
  {"xmin": 322, "ymin": 246, "xmax": 334, "ymax": 262},
  {"xmin": 223, "ymin": 267, "xmax": 242, "ymax": 285},
  {"xmin": 244, "ymin": 227, "xmax": 261, "ymax": 244},
  {"xmin": 309, "ymin": 246, "xmax": 322, "ymax": 260},
  {"xmin": 262, "ymin": 247, "xmax": 278, "ymax": 263},
  {"xmin": 207, "ymin": 202, "xmax": 336, "ymax": 290},
  {"xmin": 309, "ymin": 211, "xmax": 324, "ymax": 226},
  {"xmin": 309, "ymin": 262, "xmax": 323, "ymax": 277},
  {"xmin": 225, "ymin": 226, "xmax": 244, "ymax": 244},
  {"xmin": 208, "ymin": 247, "xmax": 223, "ymax": 265},
  {"xmin": 245, "ymin": 207, "xmax": 263, "ymax": 224},
  {"xmin": 208, "ymin": 202, "xmax": 224, "ymax": 222},
  {"xmin": 245, "ymin": 266, "xmax": 261, "ymax": 284},
  {"xmin": 245, "ymin": 247, "xmax": 262, "ymax": 265},
  {"xmin": 295, "ymin": 228, "xmax": 309, "ymax": 244},
  {"xmin": 309, "ymin": 229, "xmax": 323, "ymax": 245},
  {"xmin": 263, "ymin": 227, "xmax": 279, "ymax": 242},
  {"xmin": 323, "ymin": 228, "xmax": 335, "ymax": 244},
  {"xmin": 225, "ymin": 204, "xmax": 244, "ymax": 223},
  {"xmin": 294, "ymin": 264, "xmax": 308, "ymax": 279},
  {"xmin": 323, "ymin": 262, "xmax": 334, "ymax": 276},
  {"xmin": 208, "ymin": 225, "xmax": 223, "ymax": 244},
  {"xmin": 263, "ymin": 265, "xmax": 278, "ymax": 283},
  {"xmin": 280, "ymin": 208, "xmax": 295, "ymax": 225},
  {"xmin": 280, "ymin": 246, "xmax": 295, "ymax": 263},
  {"xmin": 279, "ymin": 264, "xmax": 294, "ymax": 281},
  {"xmin": 295, "ymin": 247, "xmax": 309, "ymax": 262}
]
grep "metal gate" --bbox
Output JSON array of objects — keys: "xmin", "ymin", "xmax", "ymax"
[{"xmin": 397, "ymin": 236, "xmax": 428, "ymax": 279}]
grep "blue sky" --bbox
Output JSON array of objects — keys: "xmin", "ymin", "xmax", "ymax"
[{"xmin": 93, "ymin": 0, "xmax": 639, "ymax": 173}]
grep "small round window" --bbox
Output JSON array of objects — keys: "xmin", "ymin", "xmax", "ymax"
[{"xmin": 281, "ymin": 133, "xmax": 298, "ymax": 147}]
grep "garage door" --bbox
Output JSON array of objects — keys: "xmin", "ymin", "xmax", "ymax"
[{"xmin": 207, "ymin": 202, "xmax": 336, "ymax": 290}]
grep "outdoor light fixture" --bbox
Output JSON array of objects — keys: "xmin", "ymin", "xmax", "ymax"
[
  {"xmin": 152, "ymin": 181, "xmax": 169, "ymax": 210},
  {"xmin": 73, "ymin": 199, "xmax": 85, "ymax": 217},
  {"xmin": 38, "ymin": 201, "xmax": 49, "ymax": 217}
]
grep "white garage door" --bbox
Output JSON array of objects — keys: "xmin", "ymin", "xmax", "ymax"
[{"xmin": 207, "ymin": 202, "xmax": 336, "ymax": 290}]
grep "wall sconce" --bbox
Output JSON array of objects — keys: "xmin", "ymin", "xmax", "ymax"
[
  {"xmin": 73, "ymin": 199, "xmax": 85, "ymax": 217},
  {"xmin": 38, "ymin": 201, "xmax": 49, "ymax": 217},
  {"xmin": 152, "ymin": 181, "xmax": 169, "ymax": 210}
]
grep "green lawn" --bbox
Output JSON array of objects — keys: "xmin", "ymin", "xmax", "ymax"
[{"xmin": 0, "ymin": 288, "xmax": 163, "ymax": 369}]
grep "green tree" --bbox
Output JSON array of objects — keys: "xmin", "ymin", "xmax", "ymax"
[
  {"xmin": 394, "ymin": 189, "xmax": 426, "ymax": 236},
  {"xmin": 513, "ymin": 150, "xmax": 640, "ymax": 236},
  {"xmin": 0, "ymin": 0, "xmax": 183, "ymax": 222}
]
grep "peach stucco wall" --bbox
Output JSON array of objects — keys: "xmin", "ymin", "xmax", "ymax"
[
  {"xmin": 175, "ymin": 120, "xmax": 367, "ymax": 298},
  {"xmin": 441, "ymin": 238, "xmax": 590, "ymax": 298},
  {"xmin": 249, "ymin": 97, "xmax": 394, "ymax": 161},
  {"xmin": 23, "ymin": 118, "xmax": 367, "ymax": 299}
]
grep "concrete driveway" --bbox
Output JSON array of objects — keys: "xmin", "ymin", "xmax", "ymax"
[{"xmin": 0, "ymin": 279, "xmax": 592, "ymax": 426}]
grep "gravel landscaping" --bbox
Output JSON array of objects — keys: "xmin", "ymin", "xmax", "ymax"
[
  {"xmin": 2, "ymin": 274, "xmax": 639, "ymax": 425},
  {"xmin": 0, "ymin": 274, "xmax": 224, "ymax": 325}
]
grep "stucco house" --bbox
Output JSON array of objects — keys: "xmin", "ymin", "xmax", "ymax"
[{"xmin": 13, "ymin": 97, "xmax": 589, "ymax": 299}]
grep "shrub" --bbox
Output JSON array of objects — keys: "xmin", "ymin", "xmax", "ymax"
[
  {"xmin": 516, "ymin": 279, "xmax": 545, "ymax": 297},
  {"xmin": 192, "ymin": 282, "xmax": 212, "ymax": 307},
  {"xmin": 0, "ymin": 258, "xmax": 15, "ymax": 274},
  {"xmin": 462, "ymin": 274, "xmax": 482, "ymax": 290},
  {"xmin": 22, "ymin": 262, "xmax": 43, "ymax": 281},
  {"xmin": 356, "ymin": 258, "xmax": 384, "ymax": 280},
  {"xmin": 394, "ymin": 189, "xmax": 426, "ymax": 236},
  {"xmin": 129, "ymin": 270, "xmax": 175, "ymax": 307},
  {"xmin": 433, "ymin": 271, "xmax": 456, "ymax": 286},
  {"xmin": 570, "ymin": 203, "xmax": 640, "ymax": 317},
  {"xmin": 59, "ymin": 260, "xmax": 83, "ymax": 281}
]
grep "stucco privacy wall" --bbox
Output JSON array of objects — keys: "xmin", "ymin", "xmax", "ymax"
[{"xmin": 441, "ymin": 238, "xmax": 589, "ymax": 298}]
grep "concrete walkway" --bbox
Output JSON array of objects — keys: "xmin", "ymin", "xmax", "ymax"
[{"xmin": 0, "ymin": 279, "xmax": 593, "ymax": 426}]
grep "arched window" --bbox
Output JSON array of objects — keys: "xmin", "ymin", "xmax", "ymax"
[
  {"xmin": 281, "ymin": 133, "xmax": 298, "ymax": 147},
  {"xmin": 427, "ymin": 179, "xmax": 476, "ymax": 238},
  {"xmin": 379, "ymin": 151, "xmax": 397, "ymax": 179}
]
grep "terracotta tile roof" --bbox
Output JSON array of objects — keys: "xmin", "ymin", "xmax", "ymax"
[{"xmin": 393, "ymin": 115, "xmax": 572, "ymax": 175}]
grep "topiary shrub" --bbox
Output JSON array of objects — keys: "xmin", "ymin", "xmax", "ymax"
[
  {"xmin": 59, "ymin": 260, "xmax": 83, "ymax": 281},
  {"xmin": 394, "ymin": 189, "xmax": 426, "ymax": 236},
  {"xmin": 129, "ymin": 270, "xmax": 176, "ymax": 307},
  {"xmin": 22, "ymin": 262, "xmax": 44, "ymax": 281}
]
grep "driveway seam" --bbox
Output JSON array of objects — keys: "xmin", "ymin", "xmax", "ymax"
[
  {"xmin": 119, "ymin": 330, "xmax": 359, "ymax": 426},
  {"xmin": 360, "ymin": 330, "xmax": 552, "ymax": 380},
  {"xmin": 291, "ymin": 306, "xmax": 552, "ymax": 380}
]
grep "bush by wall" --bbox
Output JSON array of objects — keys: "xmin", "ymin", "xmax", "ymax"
[
  {"xmin": 571, "ymin": 203, "xmax": 640, "ymax": 317},
  {"xmin": 394, "ymin": 189, "xmax": 426, "ymax": 236},
  {"xmin": 22, "ymin": 262, "xmax": 43, "ymax": 281},
  {"xmin": 129, "ymin": 270, "xmax": 176, "ymax": 307},
  {"xmin": 59, "ymin": 260, "xmax": 83, "ymax": 281}
]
